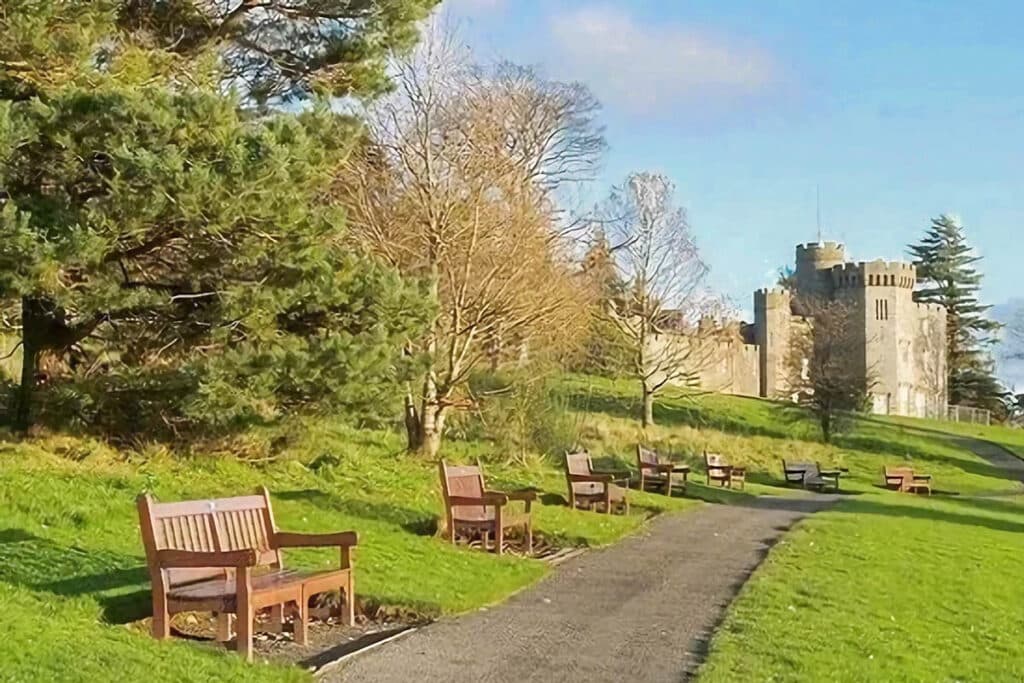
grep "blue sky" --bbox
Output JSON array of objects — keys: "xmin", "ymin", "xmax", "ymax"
[{"xmin": 445, "ymin": 0, "xmax": 1023, "ymax": 385}]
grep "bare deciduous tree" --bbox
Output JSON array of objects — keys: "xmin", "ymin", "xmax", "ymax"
[
  {"xmin": 336, "ymin": 29, "xmax": 601, "ymax": 457},
  {"xmin": 785, "ymin": 296, "xmax": 875, "ymax": 442},
  {"xmin": 599, "ymin": 172, "xmax": 723, "ymax": 427}
]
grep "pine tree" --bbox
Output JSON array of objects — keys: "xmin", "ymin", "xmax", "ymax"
[
  {"xmin": 908, "ymin": 214, "xmax": 1004, "ymax": 410},
  {"xmin": 0, "ymin": 4, "xmax": 432, "ymax": 433}
]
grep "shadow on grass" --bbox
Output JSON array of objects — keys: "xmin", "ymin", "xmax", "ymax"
[
  {"xmin": 0, "ymin": 528, "xmax": 150, "ymax": 624},
  {"xmin": 276, "ymin": 489, "xmax": 438, "ymax": 537},
  {"xmin": 721, "ymin": 494, "xmax": 1024, "ymax": 535}
]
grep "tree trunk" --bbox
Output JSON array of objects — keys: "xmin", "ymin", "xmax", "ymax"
[
  {"xmin": 407, "ymin": 364, "xmax": 447, "ymax": 458},
  {"xmin": 641, "ymin": 382, "xmax": 655, "ymax": 428},
  {"xmin": 13, "ymin": 297, "xmax": 41, "ymax": 433},
  {"xmin": 404, "ymin": 391, "xmax": 422, "ymax": 450},
  {"xmin": 820, "ymin": 411, "xmax": 832, "ymax": 443},
  {"xmin": 418, "ymin": 401, "xmax": 446, "ymax": 460}
]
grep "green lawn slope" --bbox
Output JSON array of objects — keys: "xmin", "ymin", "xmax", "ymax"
[{"xmin": 1, "ymin": 375, "xmax": 1020, "ymax": 681}]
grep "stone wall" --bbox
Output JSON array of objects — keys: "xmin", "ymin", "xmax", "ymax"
[{"xmin": 645, "ymin": 328, "xmax": 760, "ymax": 397}]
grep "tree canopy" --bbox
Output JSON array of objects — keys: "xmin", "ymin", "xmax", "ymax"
[{"xmin": 0, "ymin": 1, "xmax": 433, "ymax": 434}]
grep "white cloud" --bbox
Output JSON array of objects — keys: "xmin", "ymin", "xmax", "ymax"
[{"xmin": 549, "ymin": 6, "xmax": 781, "ymax": 114}]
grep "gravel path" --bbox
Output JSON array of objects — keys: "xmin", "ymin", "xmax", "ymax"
[{"xmin": 329, "ymin": 494, "xmax": 834, "ymax": 683}]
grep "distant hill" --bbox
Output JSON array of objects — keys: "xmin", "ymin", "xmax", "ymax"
[{"xmin": 993, "ymin": 299, "xmax": 1024, "ymax": 391}]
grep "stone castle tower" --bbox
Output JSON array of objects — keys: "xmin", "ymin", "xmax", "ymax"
[{"xmin": 753, "ymin": 242, "xmax": 947, "ymax": 418}]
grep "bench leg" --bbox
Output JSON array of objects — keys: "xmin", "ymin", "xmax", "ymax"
[
  {"xmin": 152, "ymin": 592, "xmax": 169, "ymax": 640},
  {"xmin": 345, "ymin": 572, "xmax": 356, "ymax": 626},
  {"xmin": 525, "ymin": 518, "xmax": 533, "ymax": 555},
  {"xmin": 215, "ymin": 612, "xmax": 234, "ymax": 642},
  {"xmin": 295, "ymin": 597, "xmax": 309, "ymax": 645},
  {"xmin": 495, "ymin": 524, "xmax": 504, "ymax": 556},
  {"xmin": 236, "ymin": 609, "xmax": 253, "ymax": 661},
  {"xmin": 268, "ymin": 604, "xmax": 284, "ymax": 634},
  {"xmin": 236, "ymin": 568, "xmax": 254, "ymax": 661},
  {"xmin": 665, "ymin": 472, "xmax": 672, "ymax": 496}
]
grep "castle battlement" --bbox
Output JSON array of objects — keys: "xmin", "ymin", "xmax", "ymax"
[
  {"xmin": 796, "ymin": 241, "xmax": 845, "ymax": 254},
  {"xmin": 754, "ymin": 287, "xmax": 791, "ymax": 308},
  {"xmin": 829, "ymin": 260, "xmax": 917, "ymax": 289}
]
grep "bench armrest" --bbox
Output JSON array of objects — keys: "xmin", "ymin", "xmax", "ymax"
[
  {"xmin": 156, "ymin": 549, "xmax": 258, "ymax": 568},
  {"xmin": 503, "ymin": 490, "xmax": 538, "ymax": 502},
  {"xmin": 274, "ymin": 531, "xmax": 359, "ymax": 549}
]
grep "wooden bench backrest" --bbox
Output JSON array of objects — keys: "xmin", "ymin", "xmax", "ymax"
[
  {"xmin": 566, "ymin": 450, "xmax": 599, "ymax": 496},
  {"xmin": 885, "ymin": 466, "xmax": 915, "ymax": 479},
  {"xmin": 705, "ymin": 451, "xmax": 730, "ymax": 477},
  {"xmin": 565, "ymin": 450, "xmax": 593, "ymax": 476},
  {"xmin": 637, "ymin": 445, "xmax": 660, "ymax": 467},
  {"xmin": 138, "ymin": 490, "xmax": 281, "ymax": 587},
  {"xmin": 440, "ymin": 461, "xmax": 488, "ymax": 521}
]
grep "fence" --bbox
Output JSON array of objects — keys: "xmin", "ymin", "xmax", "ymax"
[{"xmin": 946, "ymin": 404, "xmax": 991, "ymax": 426}]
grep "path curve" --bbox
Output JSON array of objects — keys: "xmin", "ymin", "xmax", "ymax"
[{"xmin": 329, "ymin": 495, "xmax": 834, "ymax": 683}]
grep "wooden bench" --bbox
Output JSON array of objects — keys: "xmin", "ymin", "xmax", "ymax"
[
  {"xmin": 782, "ymin": 460, "xmax": 842, "ymax": 492},
  {"xmin": 637, "ymin": 445, "xmax": 690, "ymax": 495},
  {"xmin": 704, "ymin": 451, "xmax": 746, "ymax": 489},
  {"xmin": 137, "ymin": 488, "xmax": 357, "ymax": 660},
  {"xmin": 440, "ymin": 460, "xmax": 535, "ymax": 555},
  {"xmin": 883, "ymin": 466, "xmax": 932, "ymax": 495},
  {"xmin": 564, "ymin": 450, "xmax": 630, "ymax": 514}
]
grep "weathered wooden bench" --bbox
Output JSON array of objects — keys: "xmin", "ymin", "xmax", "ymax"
[
  {"xmin": 439, "ymin": 460, "xmax": 536, "ymax": 555},
  {"xmin": 705, "ymin": 451, "xmax": 746, "ymax": 489},
  {"xmin": 564, "ymin": 450, "xmax": 630, "ymax": 514},
  {"xmin": 883, "ymin": 466, "xmax": 932, "ymax": 495},
  {"xmin": 137, "ymin": 488, "xmax": 357, "ymax": 660},
  {"xmin": 637, "ymin": 445, "xmax": 690, "ymax": 495}
]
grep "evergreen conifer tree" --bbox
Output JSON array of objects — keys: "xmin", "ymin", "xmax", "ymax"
[
  {"xmin": 0, "ymin": 2, "xmax": 432, "ymax": 433},
  {"xmin": 908, "ymin": 214, "xmax": 1004, "ymax": 410}
]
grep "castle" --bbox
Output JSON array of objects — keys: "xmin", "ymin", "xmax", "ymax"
[{"xmin": 669, "ymin": 242, "xmax": 947, "ymax": 418}]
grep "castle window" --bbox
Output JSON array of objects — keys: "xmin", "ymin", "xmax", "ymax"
[{"xmin": 875, "ymin": 299, "xmax": 889, "ymax": 321}]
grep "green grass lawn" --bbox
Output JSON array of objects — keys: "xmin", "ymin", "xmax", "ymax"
[
  {"xmin": 2, "ymin": 375, "xmax": 1021, "ymax": 681},
  {"xmin": 0, "ymin": 417, "xmax": 694, "ymax": 681},
  {"xmin": 699, "ymin": 494, "xmax": 1024, "ymax": 682}
]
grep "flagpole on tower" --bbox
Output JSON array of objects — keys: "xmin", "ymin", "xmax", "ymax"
[{"xmin": 816, "ymin": 185, "xmax": 823, "ymax": 243}]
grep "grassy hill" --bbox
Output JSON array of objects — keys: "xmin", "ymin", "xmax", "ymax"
[{"xmin": 1, "ymin": 375, "xmax": 1021, "ymax": 681}]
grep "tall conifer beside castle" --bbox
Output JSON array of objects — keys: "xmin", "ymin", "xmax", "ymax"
[{"xmin": 908, "ymin": 214, "xmax": 1004, "ymax": 410}]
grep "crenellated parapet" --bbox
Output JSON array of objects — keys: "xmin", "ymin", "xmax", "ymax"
[
  {"xmin": 796, "ymin": 241, "xmax": 846, "ymax": 262},
  {"xmin": 754, "ymin": 287, "xmax": 791, "ymax": 309},
  {"xmin": 829, "ymin": 260, "xmax": 917, "ymax": 290}
]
